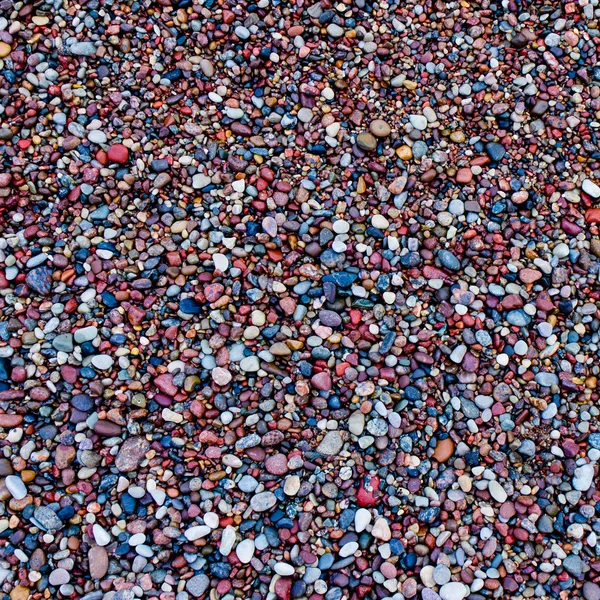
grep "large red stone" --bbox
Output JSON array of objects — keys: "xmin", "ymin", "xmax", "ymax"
[
  {"xmin": 585, "ymin": 208, "xmax": 600, "ymax": 223},
  {"xmin": 456, "ymin": 167, "xmax": 473, "ymax": 183},
  {"xmin": 107, "ymin": 144, "xmax": 129, "ymax": 163},
  {"xmin": 311, "ymin": 371, "xmax": 332, "ymax": 391},
  {"xmin": 357, "ymin": 475, "xmax": 380, "ymax": 507},
  {"xmin": 274, "ymin": 577, "xmax": 292, "ymax": 600}
]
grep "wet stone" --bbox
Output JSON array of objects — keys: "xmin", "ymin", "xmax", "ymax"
[
  {"xmin": 25, "ymin": 267, "xmax": 53, "ymax": 295},
  {"xmin": 33, "ymin": 506, "xmax": 62, "ymax": 531},
  {"xmin": 115, "ymin": 437, "xmax": 150, "ymax": 472}
]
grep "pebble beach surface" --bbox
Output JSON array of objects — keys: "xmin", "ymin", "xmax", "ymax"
[{"xmin": 0, "ymin": 1, "xmax": 600, "ymax": 600}]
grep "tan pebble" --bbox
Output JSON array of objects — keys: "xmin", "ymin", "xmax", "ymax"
[
  {"xmin": 10, "ymin": 586, "xmax": 30, "ymax": 600},
  {"xmin": 458, "ymin": 475, "xmax": 472, "ymax": 492},
  {"xmin": 270, "ymin": 342, "xmax": 291, "ymax": 356},
  {"xmin": 370, "ymin": 119, "xmax": 391, "ymax": 137},
  {"xmin": 432, "ymin": 438, "xmax": 455, "ymax": 463},
  {"xmin": 397, "ymin": 145, "xmax": 412, "ymax": 160},
  {"xmin": 356, "ymin": 132, "xmax": 377, "ymax": 151},
  {"xmin": 450, "ymin": 131, "xmax": 465, "ymax": 143}
]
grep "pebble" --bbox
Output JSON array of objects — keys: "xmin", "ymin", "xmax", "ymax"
[
  {"xmin": 250, "ymin": 492, "xmax": 277, "ymax": 512},
  {"xmin": 317, "ymin": 431, "xmax": 343, "ymax": 456},
  {"xmin": 34, "ymin": 506, "xmax": 62, "ymax": 531},
  {"xmin": 92, "ymin": 525, "xmax": 111, "ymax": 547},
  {"xmin": 88, "ymin": 546, "xmax": 108, "ymax": 580},
  {"xmin": 574, "ymin": 464, "xmax": 595, "ymax": 491},
  {"xmin": 409, "ymin": 115, "xmax": 428, "ymax": 130},
  {"xmin": 370, "ymin": 120, "xmax": 391, "ymax": 137},
  {"xmin": 5, "ymin": 476, "xmax": 27, "ymax": 500},
  {"xmin": 187, "ymin": 575, "xmax": 210, "ymax": 598},
  {"xmin": 70, "ymin": 42, "xmax": 97, "ymax": 56},
  {"xmin": 219, "ymin": 525, "xmax": 237, "ymax": 556},
  {"xmin": 354, "ymin": 508, "xmax": 371, "ymax": 532},
  {"xmin": 583, "ymin": 179, "xmax": 600, "ymax": 198},
  {"xmin": 439, "ymin": 582, "xmax": 467, "ymax": 600},
  {"xmin": 236, "ymin": 539, "xmax": 255, "ymax": 563},
  {"xmin": 488, "ymin": 480, "xmax": 508, "ymax": 503}
]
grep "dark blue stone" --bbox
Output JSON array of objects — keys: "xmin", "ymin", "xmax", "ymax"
[
  {"xmin": 400, "ymin": 252, "xmax": 421, "ymax": 267},
  {"xmin": 98, "ymin": 474, "xmax": 118, "ymax": 493},
  {"xmin": 101, "ymin": 291, "xmax": 119, "ymax": 308},
  {"xmin": 327, "ymin": 396, "xmax": 341, "ymax": 409},
  {"xmin": 277, "ymin": 518, "xmax": 294, "ymax": 529},
  {"xmin": 26, "ymin": 266, "xmax": 53, "ymax": 295},
  {"xmin": 322, "ymin": 271, "xmax": 358, "ymax": 287},
  {"xmin": 97, "ymin": 242, "xmax": 117, "ymax": 252},
  {"xmin": 292, "ymin": 581, "xmax": 307, "ymax": 597},
  {"xmin": 180, "ymin": 298, "xmax": 203, "ymax": 314},
  {"xmin": 438, "ymin": 249, "xmax": 461, "ymax": 271},
  {"xmin": 264, "ymin": 526, "xmax": 280, "ymax": 546},
  {"xmin": 209, "ymin": 562, "xmax": 232, "ymax": 578},
  {"xmin": 115, "ymin": 543, "xmax": 130, "ymax": 556},
  {"xmin": 339, "ymin": 508, "xmax": 356, "ymax": 530},
  {"xmin": 486, "ymin": 142, "xmax": 506, "ymax": 161},
  {"xmin": 80, "ymin": 341, "xmax": 96, "ymax": 356},
  {"xmin": 319, "ymin": 553, "xmax": 335, "ymax": 570},
  {"xmin": 0, "ymin": 358, "xmax": 10, "ymax": 381},
  {"xmin": 403, "ymin": 552, "xmax": 417, "ymax": 568},
  {"xmin": 120, "ymin": 493, "xmax": 137, "ymax": 514},
  {"xmin": 246, "ymin": 221, "xmax": 260, "ymax": 235},
  {"xmin": 403, "ymin": 385, "xmax": 421, "ymax": 402},
  {"xmin": 164, "ymin": 69, "xmax": 182, "ymax": 81},
  {"xmin": 389, "ymin": 538, "xmax": 404, "ymax": 555},
  {"xmin": 418, "ymin": 506, "xmax": 440, "ymax": 523},
  {"xmin": 380, "ymin": 332, "xmax": 396, "ymax": 353},
  {"xmin": 57, "ymin": 506, "xmax": 75, "ymax": 520}
]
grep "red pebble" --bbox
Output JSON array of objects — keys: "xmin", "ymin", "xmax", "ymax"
[
  {"xmin": 357, "ymin": 475, "xmax": 380, "ymax": 507},
  {"xmin": 107, "ymin": 144, "xmax": 129, "ymax": 163}
]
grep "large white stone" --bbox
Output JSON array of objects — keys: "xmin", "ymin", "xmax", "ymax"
[
  {"xmin": 240, "ymin": 356, "xmax": 260, "ymax": 372},
  {"xmin": 583, "ymin": 179, "xmax": 600, "ymax": 198},
  {"xmin": 74, "ymin": 326, "xmax": 98, "ymax": 344},
  {"xmin": 213, "ymin": 253, "xmax": 229, "ymax": 272},
  {"xmin": 185, "ymin": 526, "xmax": 211, "ymax": 541},
  {"xmin": 219, "ymin": 525, "xmax": 237, "ymax": 556},
  {"xmin": 236, "ymin": 539, "xmax": 255, "ymax": 563},
  {"xmin": 93, "ymin": 524, "xmax": 111, "ymax": 546},
  {"xmin": 409, "ymin": 115, "xmax": 428, "ymax": 130},
  {"xmin": 371, "ymin": 517, "xmax": 391, "ymax": 541},
  {"xmin": 488, "ymin": 480, "xmax": 508, "ymax": 503},
  {"xmin": 354, "ymin": 508, "xmax": 371, "ymax": 532},
  {"xmin": 371, "ymin": 214, "xmax": 389, "ymax": 230},
  {"xmin": 440, "ymin": 582, "xmax": 468, "ymax": 600},
  {"xmin": 5, "ymin": 476, "xmax": 26, "ymax": 500},
  {"xmin": 574, "ymin": 463, "xmax": 594, "ymax": 491},
  {"xmin": 339, "ymin": 541, "xmax": 359, "ymax": 557},
  {"xmin": 91, "ymin": 355, "xmax": 113, "ymax": 370},
  {"xmin": 203, "ymin": 512, "xmax": 219, "ymax": 529},
  {"xmin": 348, "ymin": 412, "xmax": 365, "ymax": 436},
  {"xmin": 274, "ymin": 562, "xmax": 295, "ymax": 576},
  {"xmin": 192, "ymin": 173, "xmax": 211, "ymax": 189}
]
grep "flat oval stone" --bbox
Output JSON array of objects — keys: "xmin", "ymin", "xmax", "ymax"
[
  {"xmin": 432, "ymin": 438, "xmax": 455, "ymax": 463},
  {"xmin": 370, "ymin": 119, "xmax": 391, "ymax": 137},
  {"xmin": 115, "ymin": 437, "xmax": 150, "ymax": 472},
  {"xmin": 88, "ymin": 546, "xmax": 108, "ymax": 579}
]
